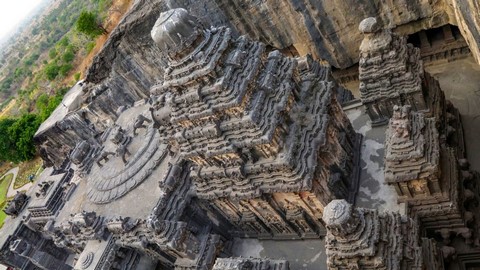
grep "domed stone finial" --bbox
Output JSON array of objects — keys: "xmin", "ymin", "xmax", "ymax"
[
  {"xmin": 322, "ymin": 199, "xmax": 352, "ymax": 227},
  {"xmin": 359, "ymin": 17, "xmax": 380, "ymax": 33},
  {"xmin": 151, "ymin": 8, "xmax": 204, "ymax": 57},
  {"xmin": 322, "ymin": 199, "xmax": 361, "ymax": 236}
]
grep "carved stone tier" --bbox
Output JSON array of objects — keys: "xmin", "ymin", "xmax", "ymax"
[
  {"xmin": 73, "ymin": 236, "xmax": 145, "ymax": 270},
  {"xmin": 213, "ymin": 257, "xmax": 290, "ymax": 270},
  {"xmin": 26, "ymin": 168, "xmax": 74, "ymax": 228},
  {"xmin": 86, "ymin": 123, "xmax": 167, "ymax": 204},
  {"xmin": 34, "ymin": 81, "xmax": 137, "ymax": 169},
  {"xmin": 385, "ymin": 105, "xmax": 441, "ymax": 199},
  {"xmin": 323, "ymin": 199, "xmax": 431, "ymax": 270},
  {"xmin": 0, "ymin": 224, "xmax": 72, "ymax": 270},
  {"xmin": 149, "ymin": 8, "xmax": 362, "ymax": 240},
  {"xmin": 358, "ymin": 17, "xmax": 428, "ymax": 125},
  {"xmin": 70, "ymin": 140, "xmax": 101, "ymax": 178},
  {"xmin": 384, "ymin": 105, "xmax": 480, "ymax": 247}
]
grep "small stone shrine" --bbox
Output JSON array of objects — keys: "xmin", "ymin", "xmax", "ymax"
[
  {"xmin": 358, "ymin": 17, "xmax": 434, "ymax": 125},
  {"xmin": 3, "ymin": 192, "xmax": 28, "ymax": 217},
  {"xmin": 0, "ymin": 223, "xmax": 72, "ymax": 270},
  {"xmin": 323, "ymin": 199, "xmax": 442, "ymax": 270},
  {"xmin": 385, "ymin": 105, "xmax": 480, "ymax": 250},
  {"xmin": 212, "ymin": 257, "xmax": 290, "ymax": 270}
]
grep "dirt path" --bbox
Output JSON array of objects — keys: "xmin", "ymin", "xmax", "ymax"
[{"xmin": 5, "ymin": 167, "xmax": 33, "ymax": 197}]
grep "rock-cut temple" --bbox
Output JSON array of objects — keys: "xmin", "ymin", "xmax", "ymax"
[{"xmin": 0, "ymin": 7, "xmax": 479, "ymax": 270}]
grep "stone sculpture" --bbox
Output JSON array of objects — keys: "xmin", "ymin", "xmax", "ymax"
[
  {"xmin": 323, "ymin": 199, "xmax": 441, "ymax": 270},
  {"xmin": 385, "ymin": 105, "xmax": 480, "ymax": 249},
  {"xmin": 4, "ymin": 4, "xmax": 479, "ymax": 270},
  {"xmin": 25, "ymin": 168, "xmax": 74, "ymax": 229},
  {"xmin": 95, "ymin": 150, "xmax": 115, "ymax": 167},
  {"xmin": 3, "ymin": 192, "xmax": 28, "ymax": 217},
  {"xmin": 358, "ymin": 17, "xmax": 428, "ymax": 125},
  {"xmin": 149, "ymin": 8, "xmax": 362, "ymax": 240},
  {"xmin": 133, "ymin": 114, "xmax": 152, "ymax": 135},
  {"xmin": 0, "ymin": 8, "xmax": 362, "ymax": 270},
  {"xmin": 70, "ymin": 140, "xmax": 99, "ymax": 177},
  {"xmin": 212, "ymin": 257, "xmax": 290, "ymax": 270}
]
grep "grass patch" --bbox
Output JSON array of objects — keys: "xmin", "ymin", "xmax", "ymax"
[
  {"xmin": 0, "ymin": 173, "xmax": 14, "ymax": 227},
  {"xmin": 0, "ymin": 208, "xmax": 6, "ymax": 229},
  {"xmin": 15, "ymin": 157, "xmax": 43, "ymax": 189}
]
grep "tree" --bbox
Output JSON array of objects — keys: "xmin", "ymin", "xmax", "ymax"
[
  {"xmin": 58, "ymin": 36, "xmax": 70, "ymax": 47},
  {"xmin": 8, "ymin": 114, "xmax": 41, "ymax": 161},
  {"xmin": 62, "ymin": 50, "xmax": 75, "ymax": 63},
  {"xmin": 44, "ymin": 64, "xmax": 60, "ymax": 81},
  {"xmin": 0, "ymin": 118, "xmax": 19, "ymax": 162},
  {"xmin": 76, "ymin": 11, "xmax": 107, "ymax": 38},
  {"xmin": 37, "ymin": 92, "xmax": 63, "ymax": 122},
  {"xmin": 59, "ymin": 64, "xmax": 73, "ymax": 77},
  {"xmin": 49, "ymin": 48, "xmax": 57, "ymax": 59},
  {"xmin": 0, "ymin": 114, "xmax": 42, "ymax": 162}
]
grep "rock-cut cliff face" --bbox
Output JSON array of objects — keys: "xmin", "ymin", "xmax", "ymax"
[
  {"xmin": 86, "ymin": 0, "xmax": 480, "ymax": 74},
  {"xmin": 446, "ymin": 0, "xmax": 480, "ymax": 65}
]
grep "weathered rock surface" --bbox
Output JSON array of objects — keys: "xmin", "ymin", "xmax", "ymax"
[
  {"xmin": 323, "ymin": 199, "xmax": 441, "ymax": 270},
  {"xmin": 84, "ymin": 0, "xmax": 480, "ymax": 77}
]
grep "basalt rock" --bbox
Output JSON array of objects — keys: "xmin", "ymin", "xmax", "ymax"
[
  {"xmin": 35, "ymin": 0, "xmax": 480, "ymax": 168},
  {"xmin": 4, "ymin": 1, "xmax": 480, "ymax": 269},
  {"xmin": 84, "ymin": 0, "xmax": 480, "ymax": 74},
  {"xmin": 384, "ymin": 105, "xmax": 480, "ymax": 253},
  {"xmin": 358, "ymin": 17, "xmax": 428, "ymax": 125},
  {"xmin": 323, "ymin": 199, "xmax": 442, "ymax": 270},
  {"xmin": 148, "ymin": 8, "xmax": 362, "ymax": 240},
  {"xmin": 1, "ymin": 7, "xmax": 363, "ymax": 270},
  {"xmin": 3, "ymin": 192, "xmax": 28, "ymax": 218},
  {"xmin": 212, "ymin": 257, "xmax": 290, "ymax": 270}
]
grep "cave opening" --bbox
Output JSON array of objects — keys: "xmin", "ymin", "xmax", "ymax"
[{"xmin": 406, "ymin": 24, "xmax": 471, "ymax": 65}]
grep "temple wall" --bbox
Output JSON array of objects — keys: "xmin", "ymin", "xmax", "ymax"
[{"xmin": 210, "ymin": 191, "xmax": 326, "ymax": 239}]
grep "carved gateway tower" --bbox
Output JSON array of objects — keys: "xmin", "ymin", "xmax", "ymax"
[{"xmin": 148, "ymin": 8, "xmax": 361, "ymax": 239}]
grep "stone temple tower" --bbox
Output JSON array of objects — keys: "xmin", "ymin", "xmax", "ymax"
[
  {"xmin": 358, "ymin": 17, "xmax": 432, "ymax": 125},
  {"xmin": 149, "ymin": 8, "xmax": 362, "ymax": 239},
  {"xmin": 384, "ymin": 105, "xmax": 480, "ymax": 248},
  {"xmin": 323, "ymin": 199, "xmax": 443, "ymax": 270}
]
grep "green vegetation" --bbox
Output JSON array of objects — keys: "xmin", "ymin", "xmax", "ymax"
[
  {"xmin": 76, "ymin": 11, "xmax": 107, "ymax": 38},
  {"xmin": 74, "ymin": 72, "xmax": 81, "ymax": 81},
  {"xmin": 0, "ymin": 173, "xmax": 15, "ymax": 228},
  {"xmin": 0, "ymin": 87, "xmax": 65, "ymax": 163},
  {"xmin": 85, "ymin": 41, "xmax": 96, "ymax": 53},
  {"xmin": 0, "ymin": 0, "xmax": 118, "ymax": 165},
  {"xmin": 0, "ymin": 0, "xmax": 115, "ymax": 99},
  {"xmin": 44, "ymin": 63, "xmax": 60, "ymax": 81}
]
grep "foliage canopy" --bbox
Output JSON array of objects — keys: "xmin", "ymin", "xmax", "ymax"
[{"xmin": 76, "ymin": 11, "xmax": 107, "ymax": 38}]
